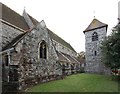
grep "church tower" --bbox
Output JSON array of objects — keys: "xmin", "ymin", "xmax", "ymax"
[{"xmin": 83, "ymin": 18, "xmax": 108, "ymax": 73}]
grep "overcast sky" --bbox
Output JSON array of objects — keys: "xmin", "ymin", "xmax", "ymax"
[{"xmin": 0, "ymin": 0, "xmax": 119, "ymax": 52}]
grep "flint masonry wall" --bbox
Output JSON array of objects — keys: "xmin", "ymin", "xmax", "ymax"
[
  {"xmin": 52, "ymin": 40, "xmax": 77, "ymax": 57},
  {"xmin": 85, "ymin": 27, "xmax": 107, "ymax": 74},
  {"xmin": 1, "ymin": 23, "xmax": 23, "ymax": 50},
  {"xmin": 14, "ymin": 24, "xmax": 62, "ymax": 90}
]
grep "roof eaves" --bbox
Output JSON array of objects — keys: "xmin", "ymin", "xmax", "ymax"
[
  {"xmin": 1, "ymin": 19, "xmax": 26, "ymax": 32},
  {"xmin": 83, "ymin": 18, "xmax": 108, "ymax": 33},
  {"xmin": 2, "ymin": 27, "xmax": 34, "ymax": 51},
  {"xmin": 83, "ymin": 25, "xmax": 108, "ymax": 33}
]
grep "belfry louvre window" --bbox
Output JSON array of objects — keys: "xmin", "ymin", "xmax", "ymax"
[
  {"xmin": 92, "ymin": 32, "xmax": 98, "ymax": 41},
  {"xmin": 40, "ymin": 40, "xmax": 47, "ymax": 59}
]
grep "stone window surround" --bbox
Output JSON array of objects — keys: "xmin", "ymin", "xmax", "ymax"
[
  {"xmin": 38, "ymin": 40, "xmax": 48, "ymax": 60},
  {"xmin": 92, "ymin": 32, "xmax": 98, "ymax": 41}
]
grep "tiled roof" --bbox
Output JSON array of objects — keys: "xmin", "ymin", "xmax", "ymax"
[
  {"xmin": 47, "ymin": 28, "xmax": 76, "ymax": 52},
  {"xmin": 1, "ymin": 2, "xmax": 29, "ymax": 31},
  {"xmin": 83, "ymin": 18, "xmax": 108, "ymax": 33},
  {"xmin": 61, "ymin": 52, "xmax": 79, "ymax": 64},
  {"xmin": 56, "ymin": 51, "xmax": 69, "ymax": 63},
  {"xmin": 1, "ymin": 3, "xmax": 76, "ymax": 53},
  {"xmin": 74, "ymin": 57, "xmax": 85, "ymax": 64},
  {"xmin": 27, "ymin": 15, "xmax": 76, "ymax": 52},
  {"xmin": 56, "ymin": 51, "xmax": 80, "ymax": 64}
]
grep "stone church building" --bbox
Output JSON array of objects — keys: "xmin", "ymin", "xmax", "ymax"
[
  {"xmin": 0, "ymin": 3, "xmax": 82, "ymax": 91},
  {"xmin": 83, "ymin": 18, "xmax": 110, "ymax": 75}
]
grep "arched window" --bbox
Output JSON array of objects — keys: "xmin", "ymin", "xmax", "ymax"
[
  {"xmin": 39, "ymin": 40, "xmax": 47, "ymax": 59},
  {"xmin": 92, "ymin": 32, "xmax": 98, "ymax": 41}
]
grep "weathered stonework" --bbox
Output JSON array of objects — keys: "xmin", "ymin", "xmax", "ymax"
[
  {"xmin": 84, "ymin": 19, "xmax": 111, "ymax": 75},
  {"xmin": 85, "ymin": 27, "xmax": 106, "ymax": 73},
  {"xmin": 23, "ymin": 10, "xmax": 34, "ymax": 29},
  {"xmin": 12, "ymin": 24, "xmax": 62, "ymax": 90},
  {"xmin": 52, "ymin": 40, "xmax": 77, "ymax": 57},
  {"xmin": 1, "ymin": 3, "xmax": 81, "ymax": 92},
  {"xmin": 1, "ymin": 23, "xmax": 22, "ymax": 50}
]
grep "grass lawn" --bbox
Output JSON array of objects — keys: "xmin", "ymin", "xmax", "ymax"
[{"xmin": 27, "ymin": 73, "xmax": 119, "ymax": 92}]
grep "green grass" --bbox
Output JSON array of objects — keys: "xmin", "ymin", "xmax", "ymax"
[{"xmin": 27, "ymin": 73, "xmax": 119, "ymax": 92}]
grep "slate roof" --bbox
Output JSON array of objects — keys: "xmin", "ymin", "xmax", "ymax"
[
  {"xmin": 26, "ymin": 12, "xmax": 76, "ymax": 53},
  {"xmin": 83, "ymin": 18, "xmax": 108, "ymax": 33},
  {"xmin": 47, "ymin": 29, "xmax": 76, "ymax": 52},
  {"xmin": 1, "ymin": 2, "xmax": 29, "ymax": 31},
  {"xmin": 1, "ymin": 3, "xmax": 76, "ymax": 53}
]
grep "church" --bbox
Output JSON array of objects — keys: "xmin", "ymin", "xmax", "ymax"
[{"xmin": 0, "ymin": 3, "xmax": 82, "ymax": 91}]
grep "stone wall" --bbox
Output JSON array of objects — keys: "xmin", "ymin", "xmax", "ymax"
[
  {"xmin": 22, "ymin": 11, "xmax": 77, "ymax": 58},
  {"xmin": 52, "ymin": 40, "xmax": 77, "ymax": 57},
  {"xmin": 85, "ymin": 27, "xmax": 109, "ymax": 74},
  {"xmin": 1, "ymin": 23, "xmax": 23, "ymax": 50},
  {"xmin": 11, "ymin": 23, "xmax": 62, "ymax": 90},
  {"xmin": 23, "ymin": 10, "xmax": 34, "ymax": 29},
  {"xmin": 1, "ymin": 12, "xmax": 78, "ymax": 91}
]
